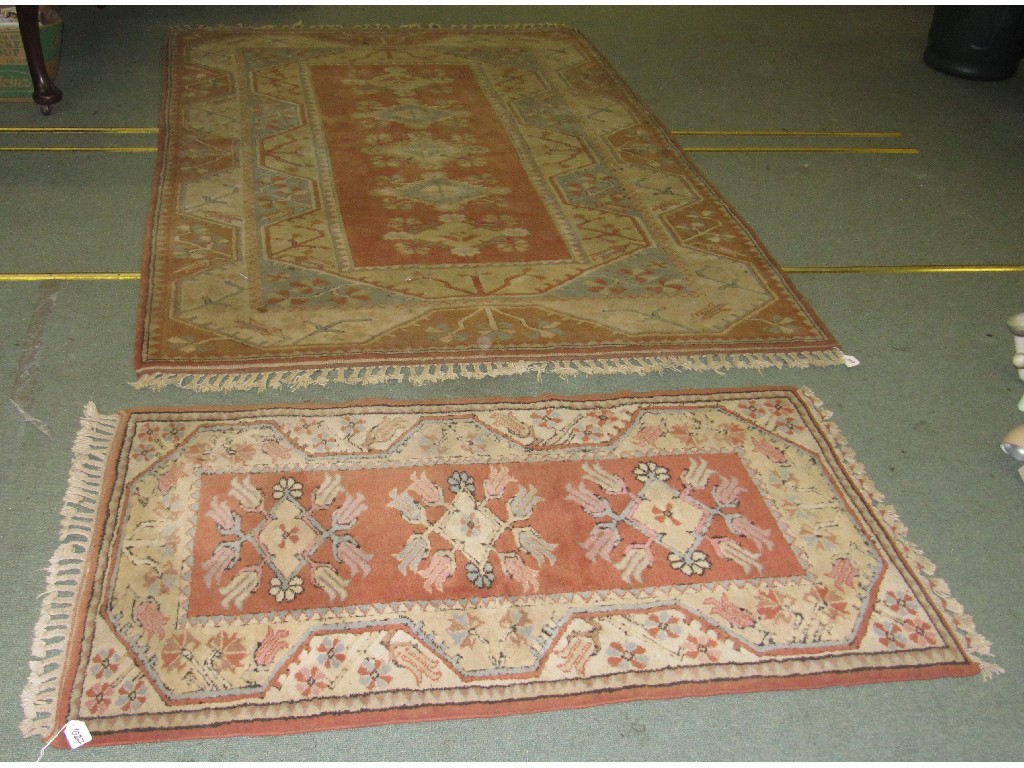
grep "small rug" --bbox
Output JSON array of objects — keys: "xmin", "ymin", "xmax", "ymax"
[
  {"xmin": 23, "ymin": 389, "xmax": 995, "ymax": 747},
  {"xmin": 134, "ymin": 26, "xmax": 843, "ymax": 391}
]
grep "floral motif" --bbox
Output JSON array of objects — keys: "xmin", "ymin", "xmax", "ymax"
[
  {"xmin": 269, "ymin": 575, "xmax": 304, "ymax": 603},
  {"xmin": 272, "ymin": 477, "xmax": 303, "ymax": 501},
  {"xmin": 683, "ymin": 631, "xmax": 722, "ymax": 663},
  {"xmin": 903, "ymin": 617, "xmax": 938, "ymax": 646},
  {"xmin": 607, "ymin": 640, "xmax": 648, "ymax": 670},
  {"xmin": 160, "ymin": 631, "xmax": 201, "ymax": 673},
  {"xmin": 208, "ymin": 631, "xmax": 248, "ymax": 672},
  {"xmin": 295, "ymin": 665, "xmax": 328, "ymax": 697},
  {"xmin": 466, "ymin": 561, "xmax": 495, "ymax": 588},
  {"xmin": 883, "ymin": 590, "xmax": 920, "ymax": 617},
  {"xmin": 873, "ymin": 620, "xmax": 908, "ymax": 649},
  {"xmin": 89, "ymin": 649, "xmax": 121, "ymax": 680},
  {"xmin": 317, "ymin": 637, "xmax": 347, "ymax": 669},
  {"xmin": 84, "ymin": 681, "xmax": 115, "ymax": 715},
  {"xmin": 358, "ymin": 658, "xmax": 394, "ymax": 691},
  {"xmin": 200, "ymin": 473, "xmax": 372, "ymax": 610},
  {"xmin": 390, "ymin": 466, "xmax": 556, "ymax": 593},
  {"xmin": 116, "ymin": 677, "xmax": 148, "ymax": 713},
  {"xmin": 643, "ymin": 611, "xmax": 685, "ymax": 641},
  {"xmin": 570, "ymin": 459, "xmax": 771, "ymax": 585}
]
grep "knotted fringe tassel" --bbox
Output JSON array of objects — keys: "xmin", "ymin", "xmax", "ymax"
[
  {"xmin": 798, "ymin": 387, "xmax": 1003, "ymax": 679},
  {"xmin": 132, "ymin": 349, "xmax": 847, "ymax": 393},
  {"xmin": 20, "ymin": 404, "xmax": 120, "ymax": 739}
]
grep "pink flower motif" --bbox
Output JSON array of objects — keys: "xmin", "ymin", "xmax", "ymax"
[
  {"xmin": 903, "ymin": 617, "xmax": 938, "ymax": 646},
  {"xmin": 607, "ymin": 640, "xmax": 648, "ymax": 670},
  {"xmin": 683, "ymin": 632, "xmax": 722, "ymax": 663},
  {"xmin": 644, "ymin": 612, "xmax": 684, "ymax": 641},
  {"xmin": 883, "ymin": 590, "xmax": 919, "ymax": 617},
  {"xmin": 294, "ymin": 665, "xmax": 328, "ymax": 697},
  {"xmin": 85, "ymin": 682, "xmax": 114, "ymax": 715},
  {"xmin": 571, "ymin": 410, "xmax": 629, "ymax": 444},
  {"xmin": 873, "ymin": 620, "xmax": 908, "ymax": 649},
  {"xmin": 317, "ymin": 637, "xmax": 347, "ymax": 669},
  {"xmin": 89, "ymin": 649, "xmax": 121, "ymax": 679},
  {"xmin": 161, "ymin": 631, "xmax": 200, "ymax": 672},
  {"xmin": 529, "ymin": 409, "xmax": 563, "ymax": 430},
  {"xmin": 207, "ymin": 631, "xmax": 247, "ymax": 673},
  {"xmin": 358, "ymin": 657, "xmax": 394, "ymax": 690},
  {"xmin": 117, "ymin": 678, "xmax": 147, "ymax": 713}
]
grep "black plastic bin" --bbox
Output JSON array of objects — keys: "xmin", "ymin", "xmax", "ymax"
[{"xmin": 924, "ymin": 6, "xmax": 1024, "ymax": 81}]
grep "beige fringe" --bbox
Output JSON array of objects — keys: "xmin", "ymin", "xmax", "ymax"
[
  {"xmin": 133, "ymin": 349, "xmax": 848, "ymax": 393},
  {"xmin": 20, "ymin": 403, "xmax": 120, "ymax": 739},
  {"xmin": 796, "ymin": 387, "xmax": 1003, "ymax": 678}
]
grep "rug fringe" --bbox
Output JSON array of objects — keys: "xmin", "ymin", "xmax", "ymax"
[
  {"xmin": 796, "ymin": 387, "xmax": 1000, "ymax": 679},
  {"xmin": 133, "ymin": 349, "xmax": 847, "ymax": 393},
  {"xmin": 20, "ymin": 403, "xmax": 119, "ymax": 739}
]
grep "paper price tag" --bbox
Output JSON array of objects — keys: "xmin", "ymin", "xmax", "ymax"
[
  {"xmin": 843, "ymin": 354, "xmax": 861, "ymax": 368},
  {"xmin": 63, "ymin": 720, "xmax": 92, "ymax": 749}
]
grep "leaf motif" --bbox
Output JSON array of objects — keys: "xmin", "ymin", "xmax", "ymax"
[
  {"xmin": 515, "ymin": 526, "xmax": 557, "ymax": 565},
  {"xmin": 581, "ymin": 522, "xmax": 620, "ymax": 562},
  {"xmin": 218, "ymin": 566, "xmax": 260, "ymax": 610},
  {"xmin": 681, "ymin": 457, "xmax": 712, "ymax": 490},
  {"xmin": 614, "ymin": 545, "xmax": 652, "ymax": 584},
  {"xmin": 313, "ymin": 474, "xmax": 346, "ymax": 509},
  {"xmin": 334, "ymin": 535, "xmax": 373, "ymax": 577},
  {"xmin": 483, "ymin": 465, "xmax": 512, "ymax": 499},
  {"xmin": 506, "ymin": 485, "xmax": 541, "ymax": 521},
  {"xmin": 394, "ymin": 534, "xmax": 430, "ymax": 575},
  {"xmin": 332, "ymin": 491, "xmax": 368, "ymax": 529},
  {"xmin": 311, "ymin": 564, "xmax": 350, "ymax": 602},
  {"xmin": 582, "ymin": 463, "xmax": 628, "ymax": 494},
  {"xmin": 201, "ymin": 542, "xmax": 239, "ymax": 587},
  {"xmin": 409, "ymin": 471, "xmax": 445, "ymax": 506},
  {"xmin": 388, "ymin": 489, "xmax": 426, "ymax": 525},
  {"xmin": 501, "ymin": 553, "xmax": 540, "ymax": 592}
]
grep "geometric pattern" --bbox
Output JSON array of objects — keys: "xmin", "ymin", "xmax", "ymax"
[
  {"xmin": 135, "ymin": 27, "xmax": 843, "ymax": 391},
  {"xmin": 22, "ymin": 390, "xmax": 995, "ymax": 746}
]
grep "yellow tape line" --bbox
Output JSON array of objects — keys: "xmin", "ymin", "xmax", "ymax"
[
  {"xmin": 786, "ymin": 264, "xmax": 1024, "ymax": 274},
  {"xmin": 0, "ymin": 147, "xmax": 157, "ymax": 152},
  {"xmin": 0, "ymin": 127, "xmax": 157, "ymax": 133},
  {"xmin": 673, "ymin": 130, "xmax": 903, "ymax": 138},
  {"xmin": 681, "ymin": 146, "xmax": 919, "ymax": 154},
  {"xmin": 0, "ymin": 272, "xmax": 142, "ymax": 282}
]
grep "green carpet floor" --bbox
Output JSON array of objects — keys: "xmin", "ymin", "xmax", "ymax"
[{"xmin": 1, "ymin": 5, "xmax": 1022, "ymax": 760}]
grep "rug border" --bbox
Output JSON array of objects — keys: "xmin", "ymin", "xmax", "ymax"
[
  {"xmin": 22, "ymin": 388, "xmax": 998, "ymax": 748},
  {"xmin": 132, "ymin": 24, "xmax": 845, "ymax": 392},
  {"xmin": 19, "ymin": 403, "xmax": 123, "ymax": 744}
]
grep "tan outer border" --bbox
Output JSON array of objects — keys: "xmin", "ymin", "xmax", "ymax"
[{"xmin": 132, "ymin": 26, "xmax": 844, "ymax": 392}]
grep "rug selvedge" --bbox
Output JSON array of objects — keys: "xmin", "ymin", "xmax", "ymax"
[
  {"xmin": 21, "ymin": 389, "xmax": 997, "ymax": 746},
  {"xmin": 135, "ymin": 26, "xmax": 843, "ymax": 391}
]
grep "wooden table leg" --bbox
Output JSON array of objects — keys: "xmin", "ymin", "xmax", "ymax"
[{"xmin": 15, "ymin": 5, "xmax": 61, "ymax": 115}]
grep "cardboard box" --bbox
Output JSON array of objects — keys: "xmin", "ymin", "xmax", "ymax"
[{"xmin": 0, "ymin": 6, "xmax": 63, "ymax": 102}]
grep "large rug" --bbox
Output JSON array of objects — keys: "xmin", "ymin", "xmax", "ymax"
[
  {"xmin": 134, "ymin": 26, "xmax": 843, "ymax": 391},
  {"xmin": 23, "ymin": 389, "xmax": 995, "ymax": 747}
]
